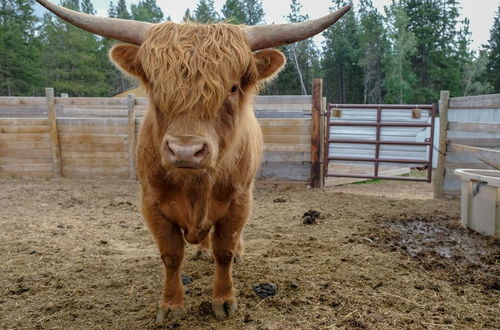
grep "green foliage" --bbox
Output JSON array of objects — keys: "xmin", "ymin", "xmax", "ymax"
[
  {"xmin": 484, "ymin": 5, "xmax": 500, "ymax": 93},
  {"xmin": 39, "ymin": 0, "xmax": 113, "ymax": 96},
  {"xmin": 221, "ymin": 0, "xmax": 264, "ymax": 25},
  {"xmin": 131, "ymin": 0, "xmax": 165, "ymax": 23},
  {"xmin": 0, "ymin": 0, "xmax": 43, "ymax": 96},
  {"xmin": 383, "ymin": 0, "xmax": 416, "ymax": 103},
  {"xmin": 1, "ymin": 0, "xmax": 498, "ymax": 101},
  {"xmin": 264, "ymin": 0, "xmax": 320, "ymax": 95},
  {"xmin": 321, "ymin": 0, "xmax": 363, "ymax": 103},
  {"xmin": 221, "ymin": 0, "xmax": 246, "ymax": 24},
  {"xmin": 357, "ymin": 0, "xmax": 386, "ymax": 103},
  {"xmin": 194, "ymin": 0, "xmax": 220, "ymax": 23},
  {"xmin": 115, "ymin": 0, "xmax": 131, "ymax": 19}
]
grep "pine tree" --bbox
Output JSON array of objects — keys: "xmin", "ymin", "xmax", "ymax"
[
  {"xmin": 183, "ymin": 8, "xmax": 195, "ymax": 22},
  {"xmin": 404, "ymin": 0, "xmax": 466, "ymax": 102},
  {"xmin": 131, "ymin": 0, "xmax": 165, "ymax": 23},
  {"xmin": 484, "ymin": 5, "xmax": 500, "ymax": 93},
  {"xmin": 193, "ymin": 0, "xmax": 220, "ymax": 23},
  {"xmin": 39, "ymin": 0, "xmax": 111, "ymax": 96},
  {"xmin": 243, "ymin": 0, "xmax": 264, "ymax": 25},
  {"xmin": 321, "ymin": 0, "xmax": 362, "ymax": 103},
  {"xmin": 0, "ymin": 0, "xmax": 43, "ymax": 96},
  {"xmin": 383, "ymin": 0, "xmax": 416, "ymax": 103},
  {"xmin": 222, "ymin": 0, "xmax": 246, "ymax": 24},
  {"xmin": 463, "ymin": 50, "xmax": 492, "ymax": 96},
  {"xmin": 115, "ymin": 0, "xmax": 131, "ymax": 19},
  {"xmin": 357, "ymin": 0, "xmax": 386, "ymax": 103},
  {"xmin": 265, "ymin": 0, "xmax": 319, "ymax": 95}
]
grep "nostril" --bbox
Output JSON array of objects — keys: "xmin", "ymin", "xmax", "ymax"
[
  {"xmin": 194, "ymin": 144, "xmax": 207, "ymax": 159},
  {"xmin": 166, "ymin": 143, "xmax": 176, "ymax": 157}
]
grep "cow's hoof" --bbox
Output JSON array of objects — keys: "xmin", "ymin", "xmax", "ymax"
[
  {"xmin": 193, "ymin": 249, "xmax": 212, "ymax": 261},
  {"xmin": 155, "ymin": 305, "xmax": 184, "ymax": 323},
  {"xmin": 212, "ymin": 300, "xmax": 237, "ymax": 320}
]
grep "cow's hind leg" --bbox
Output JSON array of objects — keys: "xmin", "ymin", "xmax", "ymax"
[
  {"xmin": 193, "ymin": 233, "xmax": 212, "ymax": 261},
  {"xmin": 233, "ymin": 236, "xmax": 244, "ymax": 264},
  {"xmin": 211, "ymin": 193, "xmax": 250, "ymax": 319},
  {"xmin": 141, "ymin": 199, "xmax": 185, "ymax": 322}
]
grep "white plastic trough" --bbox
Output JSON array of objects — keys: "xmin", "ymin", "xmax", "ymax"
[{"xmin": 454, "ymin": 169, "xmax": 500, "ymax": 237}]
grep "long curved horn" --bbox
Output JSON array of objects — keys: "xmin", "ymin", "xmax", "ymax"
[
  {"xmin": 36, "ymin": 0, "xmax": 152, "ymax": 45},
  {"xmin": 245, "ymin": 5, "xmax": 352, "ymax": 51}
]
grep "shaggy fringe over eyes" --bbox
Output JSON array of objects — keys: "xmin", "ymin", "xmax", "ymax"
[{"xmin": 139, "ymin": 23, "xmax": 255, "ymax": 119}]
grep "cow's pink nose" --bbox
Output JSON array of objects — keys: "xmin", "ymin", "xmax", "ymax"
[{"xmin": 166, "ymin": 141, "xmax": 208, "ymax": 168}]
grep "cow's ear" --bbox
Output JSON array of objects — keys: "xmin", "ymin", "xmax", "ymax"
[
  {"xmin": 254, "ymin": 49, "xmax": 286, "ymax": 81},
  {"xmin": 109, "ymin": 44, "xmax": 148, "ymax": 84}
]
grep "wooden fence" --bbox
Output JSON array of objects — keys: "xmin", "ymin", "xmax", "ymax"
[
  {"xmin": 0, "ymin": 88, "xmax": 323, "ymax": 183},
  {"xmin": 434, "ymin": 92, "xmax": 500, "ymax": 197}
]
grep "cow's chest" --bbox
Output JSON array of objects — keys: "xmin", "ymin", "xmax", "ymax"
[{"xmin": 159, "ymin": 186, "xmax": 234, "ymax": 234}]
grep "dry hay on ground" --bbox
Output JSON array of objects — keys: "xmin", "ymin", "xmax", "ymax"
[{"xmin": 0, "ymin": 178, "xmax": 498, "ymax": 329}]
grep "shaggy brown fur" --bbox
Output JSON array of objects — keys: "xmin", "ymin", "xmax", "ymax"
[{"xmin": 110, "ymin": 21, "xmax": 285, "ymax": 321}]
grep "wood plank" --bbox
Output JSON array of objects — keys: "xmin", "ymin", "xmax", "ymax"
[
  {"xmin": 263, "ymin": 135, "xmax": 310, "ymax": 144},
  {"xmin": 449, "ymin": 93, "xmax": 500, "ymax": 109},
  {"xmin": 60, "ymin": 143, "xmax": 128, "ymax": 152},
  {"xmin": 310, "ymin": 78, "xmax": 322, "ymax": 188},
  {"xmin": 258, "ymin": 163, "xmax": 310, "ymax": 181},
  {"xmin": 447, "ymin": 143, "xmax": 500, "ymax": 162},
  {"xmin": 0, "ymin": 170, "xmax": 52, "ymax": 178},
  {"xmin": 59, "ymin": 134, "xmax": 128, "ymax": 144},
  {"xmin": 62, "ymin": 158, "xmax": 129, "ymax": 166},
  {"xmin": 0, "ymin": 148, "xmax": 52, "ymax": 158},
  {"xmin": 46, "ymin": 88, "xmax": 62, "ymax": 177},
  {"xmin": 434, "ymin": 91, "xmax": 449, "ymax": 198},
  {"xmin": 447, "ymin": 137, "xmax": 500, "ymax": 147},
  {"xmin": 448, "ymin": 122, "xmax": 500, "ymax": 135},
  {"xmin": 258, "ymin": 118, "xmax": 310, "ymax": 127},
  {"xmin": 263, "ymin": 151, "xmax": 311, "ymax": 163},
  {"xmin": 61, "ymin": 107, "xmax": 128, "ymax": 116},
  {"xmin": 260, "ymin": 126, "xmax": 311, "ymax": 135},
  {"xmin": 0, "ymin": 141, "xmax": 50, "ymax": 149},
  {"xmin": 264, "ymin": 143, "xmax": 310, "ymax": 152},
  {"xmin": 0, "ymin": 158, "xmax": 53, "ymax": 165},
  {"xmin": 0, "ymin": 163, "xmax": 53, "ymax": 172},
  {"xmin": 0, "ymin": 133, "xmax": 49, "ymax": 142},
  {"xmin": 0, "ymin": 118, "xmax": 49, "ymax": 126},
  {"xmin": 57, "ymin": 118, "xmax": 128, "ymax": 126},
  {"xmin": 444, "ymin": 162, "xmax": 491, "ymax": 170},
  {"xmin": 0, "ymin": 126, "xmax": 49, "ymax": 134},
  {"xmin": 127, "ymin": 94, "xmax": 137, "ymax": 179},
  {"xmin": 254, "ymin": 104, "xmax": 311, "ymax": 111},
  {"xmin": 58, "ymin": 124, "xmax": 128, "ymax": 134},
  {"xmin": 254, "ymin": 95, "xmax": 312, "ymax": 104},
  {"xmin": 54, "ymin": 98, "xmax": 128, "ymax": 106},
  {"xmin": 61, "ymin": 151, "xmax": 129, "ymax": 159},
  {"xmin": 0, "ymin": 97, "xmax": 46, "ymax": 106}
]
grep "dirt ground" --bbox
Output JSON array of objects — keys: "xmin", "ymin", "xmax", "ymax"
[{"xmin": 0, "ymin": 176, "xmax": 498, "ymax": 329}]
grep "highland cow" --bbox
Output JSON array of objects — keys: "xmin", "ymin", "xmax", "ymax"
[{"xmin": 36, "ymin": 0, "xmax": 350, "ymax": 321}]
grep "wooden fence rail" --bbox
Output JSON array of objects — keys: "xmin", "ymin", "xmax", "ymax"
[
  {"xmin": 1, "ymin": 88, "xmax": 325, "ymax": 184},
  {"xmin": 434, "ymin": 92, "xmax": 500, "ymax": 197}
]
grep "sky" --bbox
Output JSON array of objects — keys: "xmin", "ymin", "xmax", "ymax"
[{"xmin": 34, "ymin": 0, "xmax": 499, "ymax": 51}]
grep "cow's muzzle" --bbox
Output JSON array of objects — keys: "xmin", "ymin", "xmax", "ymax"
[{"xmin": 165, "ymin": 136, "xmax": 208, "ymax": 169}]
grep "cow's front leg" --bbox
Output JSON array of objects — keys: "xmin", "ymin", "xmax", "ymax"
[
  {"xmin": 141, "ymin": 201, "xmax": 185, "ymax": 322},
  {"xmin": 211, "ymin": 195, "xmax": 250, "ymax": 319}
]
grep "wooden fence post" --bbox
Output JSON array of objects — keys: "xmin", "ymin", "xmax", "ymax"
[
  {"xmin": 45, "ymin": 88, "xmax": 62, "ymax": 177},
  {"xmin": 127, "ymin": 94, "xmax": 137, "ymax": 180},
  {"xmin": 434, "ymin": 90, "xmax": 449, "ymax": 198},
  {"xmin": 310, "ymin": 79, "xmax": 323, "ymax": 188}
]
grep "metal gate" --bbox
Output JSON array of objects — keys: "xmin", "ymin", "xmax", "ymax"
[{"xmin": 324, "ymin": 104, "xmax": 436, "ymax": 182}]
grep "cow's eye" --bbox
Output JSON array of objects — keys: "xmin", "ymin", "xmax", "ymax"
[{"xmin": 230, "ymin": 85, "xmax": 238, "ymax": 93}]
